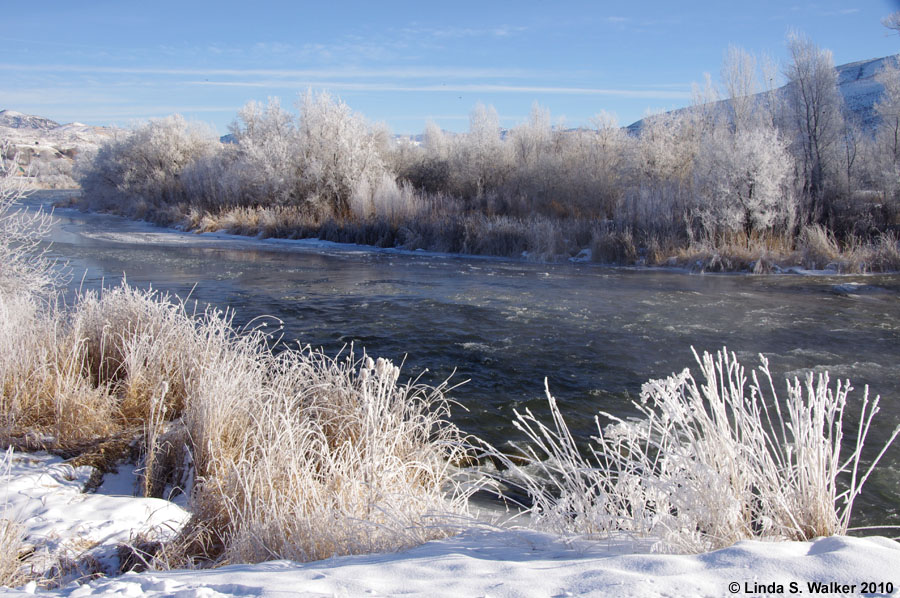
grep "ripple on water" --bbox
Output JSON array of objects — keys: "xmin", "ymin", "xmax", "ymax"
[{"xmin": 25, "ymin": 191, "xmax": 900, "ymax": 529}]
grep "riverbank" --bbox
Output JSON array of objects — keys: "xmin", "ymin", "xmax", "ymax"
[
  {"xmin": 2, "ymin": 449, "xmax": 899, "ymax": 597},
  {"xmin": 56, "ymin": 190, "xmax": 900, "ymax": 274},
  {"xmin": 4, "ymin": 191, "xmax": 900, "ymax": 595}
]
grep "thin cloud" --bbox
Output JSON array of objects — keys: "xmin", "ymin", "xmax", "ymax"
[
  {"xmin": 398, "ymin": 24, "xmax": 527, "ymax": 39},
  {"xmin": 187, "ymin": 79, "xmax": 691, "ymax": 99},
  {"xmin": 0, "ymin": 63, "xmax": 534, "ymax": 80}
]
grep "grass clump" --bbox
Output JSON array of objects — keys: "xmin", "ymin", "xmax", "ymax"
[
  {"xmin": 488, "ymin": 348, "xmax": 899, "ymax": 553},
  {"xmin": 0, "ymin": 280, "xmax": 474, "ymax": 567},
  {"xmin": 178, "ymin": 350, "xmax": 470, "ymax": 565},
  {"xmin": 0, "ymin": 517, "xmax": 27, "ymax": 587}
]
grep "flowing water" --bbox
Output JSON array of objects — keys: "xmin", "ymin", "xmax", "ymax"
[{"xmin": 27, "ymin": 191, "xmax": 900, "ymax": 529}]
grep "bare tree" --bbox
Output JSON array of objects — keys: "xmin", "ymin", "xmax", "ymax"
[
  {"xmin": 783, "ymin": 31, "xmax": 844, "ymax": 217},
  {"xmin": 721, "ymin": 46, "xmax": 760, "ymax": 132},
  {"xmin": 0, "ymin": 140, "xmax": 58, "ymax": 297}
]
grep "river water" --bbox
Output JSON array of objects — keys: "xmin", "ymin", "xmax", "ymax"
[{"xmin": 27, "ymin": 191, "xmax": 900, "ymax": 530}]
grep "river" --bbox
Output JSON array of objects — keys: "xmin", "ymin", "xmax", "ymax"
[{"xmin": 26, "ymin": 190, "xmax": 900, "ymax": 530}]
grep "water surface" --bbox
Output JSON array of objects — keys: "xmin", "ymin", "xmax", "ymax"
[{"xmin": 29, "ymin": 191, "xmax": 900, "ymax": 529}]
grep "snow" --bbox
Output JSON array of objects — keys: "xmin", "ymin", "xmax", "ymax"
[
  {"xmin": 2, "ymin": 449, "xmax": 898, "ymax": 597},
  {"xmin": 1, "ymin": 450, "xmax": 190, "ymax": 584}
]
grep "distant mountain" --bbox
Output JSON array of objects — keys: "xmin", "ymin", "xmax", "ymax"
[
  {"xmin": 0, "ymin": 109, "xmax": 120, "ymax": 151},
  {"xmin": 1, "ymin": 109, "xmax": 123, "ymax": 188},
  {"xmin": 626, "ymin": 54, "xmax": 898, "ymax": 133},
  {"xmin": 0, "ymin": 109, "xmax": 60, "ymax": 131},
  {"xmin": 835, "ymin": 55, "xmax": 893, "ymax": 127}
]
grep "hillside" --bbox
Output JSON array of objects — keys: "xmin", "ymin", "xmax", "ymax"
[
  {"xmin": 627, "ymin": 54, "xmax": 898, "ymax": 132},
  {"xmin": 0, "ymin": 109, "xmax": 121, "ymax": 188}
]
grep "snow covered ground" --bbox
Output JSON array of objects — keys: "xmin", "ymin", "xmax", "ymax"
[{"xmin": 2, "ymin": 449, "xmax": 899, "ymax": 597}]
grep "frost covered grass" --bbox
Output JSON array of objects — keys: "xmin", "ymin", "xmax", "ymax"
[
  {"xmin": 0, "ymin": 283, "xmax": 474, "ymax": 568},
  {"xmin": 3, "ymin": 148, "xmax": 475, "ymax": 571},
  {"xmin": 0, "ymin": 517, "xmax": 25, "ymax": 587},
  {"xmin": 1, "ymin": 450, "xmax": 27, "ymax": 588},
  {"xmin": 798, "ymin": 225, "xmax": 900, "ymax": 273},
  {"xmin": 486, "ymin": 348, "xmax": 900, "ymax": 554},
  {"xmin": 176, "ymin": 350, "xmax": 471, "ymax": 566}
]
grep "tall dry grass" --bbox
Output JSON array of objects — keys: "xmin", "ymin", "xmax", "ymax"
[
  {"xmin": 177, "ymin": 349, "xmax": 470, "ymax": 565},
  {"xmin": 485, "ymin": 348, "xmax": 899, "ymax": 553},
  {"xmin": 1, "ymin": 280, "xmax": 475, "ymax": 567}
]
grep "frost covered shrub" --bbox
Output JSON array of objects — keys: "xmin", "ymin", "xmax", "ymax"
[
  {"xmin": 179, "ymin": 349, "xmax": 471, "ymax": 565},
  {"xmin": 79, "ymin": 115, "xmax": 220, "ymax": 213},
  {"xmin": 692, "ymin": 125, "xmax": 797, "ymax": 240},
  {"xmin": 0, "ymin": 142, "xmax": 57, "ymax": 299},
  {"xmin": 493, "ymin": 348, "xmax": 898, "ymax": 553}
]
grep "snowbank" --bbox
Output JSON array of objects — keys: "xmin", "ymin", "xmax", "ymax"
[
  {"xmin": 1, "ymin": 451, "xmax": 189, "ymax": 584},
  {"xmin": 2, "ymin": 450, "xmax": 898, "ymax": 597}
]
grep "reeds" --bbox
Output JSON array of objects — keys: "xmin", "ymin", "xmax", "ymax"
[
  {"xmin": 486, "ymin": 348, "xmax": 899, "ymax": 553},
  {"xmin": 0, "ymin": 281, "xmax": 474, "ymax": 566}
]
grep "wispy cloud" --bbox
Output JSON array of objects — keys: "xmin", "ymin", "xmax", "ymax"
[
  {"xmin": 0, "ymin": 63, "xmax": 534, "ymax": 80},
  {"xmin": 398, "ymin": 24, "xmax": 527, "ymax": 39},
  {"xmin": 187, "ymin": 79, "xmax": 691, "ymax": 99}
]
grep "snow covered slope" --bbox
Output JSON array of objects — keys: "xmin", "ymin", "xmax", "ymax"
[
  {"xmin": 627, "ymin": 54, "xmax": 900, "ymax": 132},
  {"xmin": 0, "ymin": 109, "xmax": 119, "ymax": 152},
  {"xmin": 0, "ymin": 110, "xmax": 59, "ymax": 132},
  {"xmin": 0, "ymin": 109, "xmax": 121, "ymax": 187},
  {"xmin": 1, "ymin": 449, "xmax": 898, "ymax": 597}
]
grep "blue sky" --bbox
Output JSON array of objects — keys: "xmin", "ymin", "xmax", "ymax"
[{"xmin": 1, "ymin": 1, "xmax": 898, "ymax": 134}]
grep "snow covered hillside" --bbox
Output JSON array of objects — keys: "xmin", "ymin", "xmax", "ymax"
[
  {"xmin": 0, "ymin": 110, "xmax": 120, "ymax": 188},
  {"xmin": 627, "ymin": 54, "xmax": 899, "ymax": 132}
]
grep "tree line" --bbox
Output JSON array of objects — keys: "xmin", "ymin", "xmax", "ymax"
[{"xmin": 77, "ymin": 33, "xmax": 900, "ymax": 270}]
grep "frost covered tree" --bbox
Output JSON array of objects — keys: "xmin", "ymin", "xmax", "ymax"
[
  {"xmin": 0, "ymin": 141, "xmax": 57, "ymax": 297},
  {"xmin": 872, "ymin": 57, "xmax": 900, "ymax": 203},
  {"xmin": 510, "ymin": 103, "xmax": 552, "ymax": 168},
  {"xmin": 451, "ymin": 103, "xmax": 508, "ymax": 198},
  {"xmin": 693, "ymin": 124, "xmax": 796, "ymax": 240},
  {"xmin": 397, "ymin": 121, "xmax": 453, "ymax": 194},
  {"xmin": 505, "ymin": 103, "xmax": 554, "ymax": 211},
  {"xmin": 721, "ymin": 46, "xmax": 762, "ymax": 132},
  {"xmin": 875, "ymin": 58, "xmax": 900, "ymax": 168},
  {"xmin": 882, "ymin": 11, "xmax": 900, "ymax": 35},
  {"xmin": 80, "ymin": 114, "xmax": 220, "ymax": 213},
  {"xmin": 296, "ymin": 90, "xmax": 390, "ymax": 217},
  {"xmin": 225, "ymin": 97, "xmax": 301, "ymax": 206},
  {"xmin": 783, "ymin": 32, "xmax": 844, "ymax": 213}
]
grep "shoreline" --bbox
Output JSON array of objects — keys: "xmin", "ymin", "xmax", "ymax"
[{"xmin": 40, "ymin": 190, "xmax": 899, "ymax": 277}]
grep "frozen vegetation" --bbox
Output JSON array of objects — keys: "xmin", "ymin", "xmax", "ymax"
[
  {"xmin": 3, "ymin": 109, "xmax": 900, "ymax": 593},
  {"xmin": 63, "ymin": 36, "xmax": 900, "ymax": 271},
  {"xmin": 0, "ymin": 111, "xmax": 119, "ymax": 190}
]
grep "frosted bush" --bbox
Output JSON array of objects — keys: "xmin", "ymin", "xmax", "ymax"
[
  {"xmin": 0, "ymin": 141, "xmax": 57, "ymax": 299},
  {"xmin": 492, "ymin": 348, "xmax": 899, "ymax": 553}
]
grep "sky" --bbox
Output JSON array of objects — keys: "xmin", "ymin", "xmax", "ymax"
[{"xmin": 1, "ymin": 1, "xmax": 899, "ymax": 135}]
